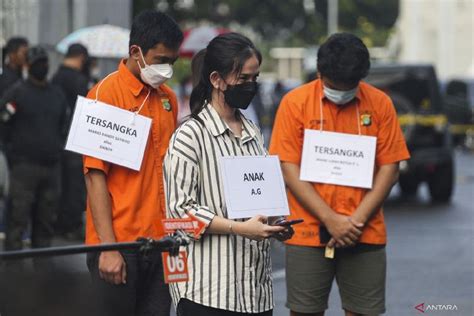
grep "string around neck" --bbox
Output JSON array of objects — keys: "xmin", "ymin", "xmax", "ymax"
[
  {"xmin": 130, "ymin": 88, "xmax": 151, "ymax": 126},
  {"xmin": 319, "ymin": 95, "xmax": 362, "ymax": 136},
  {"xmin": 94, "ymin": 71, "xmax": 118, "ymax": 102},
  {"xmin": 93, "ymin": 70, "xmax": 152, "ymax": 125}
]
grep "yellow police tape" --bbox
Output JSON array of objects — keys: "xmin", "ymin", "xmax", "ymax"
[
  {"xmin": 398, "ymin": 114, "xmax": 447, "ymax": 127},
  {"xmin": 398, "ymin": 114, "xmax": 474, "ymax": 135},
  {"xmin": 450, "ymin": 124, "xmax": 474, "ymax": 135}
]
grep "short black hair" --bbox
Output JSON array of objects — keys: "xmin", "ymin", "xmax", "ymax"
[
  {"xmin": 5, "ymin": 37, "xmax": 28, "ymax": 55},
  {"xmin": 129, "ymin": 10, "xmax": 183, "ymax": 54},
  {"xmin": 317, "ymin": 33, "xmax": 370, "ymax": 85},
  {"xmin": 27, "ymin": 45, "xmax": 48, "ymax": 65},
  {"xmin": 66, "ymin": 43, "xmax": 88, "ymax": 58}
]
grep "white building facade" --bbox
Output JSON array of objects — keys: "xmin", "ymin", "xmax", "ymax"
[{"xmin": 395, "ymin": 0, "xmax": 474, "ymax": 80}]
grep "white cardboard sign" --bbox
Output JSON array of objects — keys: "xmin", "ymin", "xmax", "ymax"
[
  {"xmin": 300, "ymin": 130, "xmax": 377, "ymax": 189},
  {"xmin": 65, "ymin": 96, "xmax": 151, "ymax": 171},
  {"xmin": 220, "ymin": 155, "xmax": 290, "ymax": 219}
]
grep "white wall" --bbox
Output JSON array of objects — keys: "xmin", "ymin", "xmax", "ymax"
[{"xmin": 397, "ymin": 0, "xmax": 474, "ymax": 80}]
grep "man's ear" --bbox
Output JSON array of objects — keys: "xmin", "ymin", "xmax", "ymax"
[{"xmin": 129, "ymin": 45, "xmax": 141, "ymax": 60}]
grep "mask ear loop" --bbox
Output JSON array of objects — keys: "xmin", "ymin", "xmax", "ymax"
[
  {"xmin": 130, "ymin": 88, "xmax": 151, "ymax": 126},
  {"xmin": 319, "ymin": 95, "xmax": 324, "ymax": 132},
  {"xmin": 356, "ymin": 104, "xmax": 361, "ymax": 136},
  {"xmin": 137, "ymin": 46, "xmax": 148, "ymax": 70}
]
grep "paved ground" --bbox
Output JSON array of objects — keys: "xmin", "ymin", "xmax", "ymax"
[
  {"xmin": 0, "ymin": 151, "xmax": 473, "ymax": 316},
  {"xmin": 271, "ymin": 150, "xmax": 474, "ymax": 316}
]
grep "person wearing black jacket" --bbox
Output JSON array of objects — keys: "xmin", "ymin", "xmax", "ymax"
[
  {"xmin": 0, "ymin": 37, "xmax": 28, "ymax": 97},
  {"xmin": 52, "ymin": 43, "xmax": 89, "ymax": 239},
  {"xmin": 0, "ymin": 46, "xmax": 67, "ymax": 250}
]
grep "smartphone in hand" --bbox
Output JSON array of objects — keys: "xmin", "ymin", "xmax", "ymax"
[{"xmin": 274, "ymin": 218, "xmax": 304, "ymax": 227}]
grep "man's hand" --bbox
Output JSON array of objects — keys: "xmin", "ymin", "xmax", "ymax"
[
  {"xmin": 325, "ymin": 213, "xmax": 364, "ymax": 248},
  {"xmin": 98, "ymin": 251, "xmax": 127, "ymax": 285}
]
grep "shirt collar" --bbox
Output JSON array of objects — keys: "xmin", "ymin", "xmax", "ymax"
[
  {"xmin": 240, "ymin": 113, "xmax": 258, "ymax": 143},
  {"xmin": 200, "ymin": 103, "xmax": 229, "ymax": 136},
  {"xmin": 117, "ymin": 59, "xmax": 146, "ymax": 97},
  {"xmin": 199, "ymin": 103, "xmax": 258, "ymax": 142}
]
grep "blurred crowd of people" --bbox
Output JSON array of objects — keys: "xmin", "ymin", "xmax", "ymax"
[
  {"xmin": 0, "ymin": 38, "xmax": 100, "ymax": 249},
  {"xmin": 0, "ymin": 35, "xmax": 291, "ymax": 250}
]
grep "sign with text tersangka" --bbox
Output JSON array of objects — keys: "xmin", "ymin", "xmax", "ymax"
[
  {"xmin": 65, "ymin": 96, "xmax": 151, "ymax": 171},
  {"xmin": 300, "ymin": 130, "xmax": 377, "ymax": 189},
  {"xmin": 220, "ymin": 155, "xmax": 290, "ymax": 219}
]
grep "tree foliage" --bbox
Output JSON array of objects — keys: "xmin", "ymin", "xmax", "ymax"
[{"xmin": 133, "ymin": 0, "xmax": 398, "ymax": 47}]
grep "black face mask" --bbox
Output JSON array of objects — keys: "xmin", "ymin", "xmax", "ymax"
[
  {"xmin": 29, "ymin": 62, "xmax": 48, "ymax": 81},
  {"xmin": 223, "ymin": 81, "xmax": 258, "ymax": 110}
]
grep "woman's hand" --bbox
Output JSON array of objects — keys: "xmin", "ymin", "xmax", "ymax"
[
  {"xmin": 233, "ymin": 215, "xmax": 286, "ymax": 241},
  {"xmin": 267, "ymin": 216, "xmax": 295, "ymax": 241},
  {"xmin": 272, "ymin": 226, "xmax": 295, "ymax": 241}
]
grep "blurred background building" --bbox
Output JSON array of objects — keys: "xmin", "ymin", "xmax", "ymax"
[
  {"xmin": 0, "ymin": 0, "xmax": 131, "ymax": 73},
  {"xmin": 1, "ymin": 0, "xmax": 473, "ymax": 81},
  {"xmin": 394, "ymin": 0, "xmax": 474, "ymax": 80}
]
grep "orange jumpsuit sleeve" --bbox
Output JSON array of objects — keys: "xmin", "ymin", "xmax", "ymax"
[
  {"xmin": 375, "ymin": 96, "xmax": 411, "ymax": 165},
  {"xmin": 269, "ymin": 94, "xmax": 305, "ymax": 164}
]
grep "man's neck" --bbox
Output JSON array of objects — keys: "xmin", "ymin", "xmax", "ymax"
[
  {"xmin": 28, "ymin": 76, "xmax": 47, "ymax": 87},
  {"xmin": 125, "ymin": 58, "xmax": 142, "ymax": 82},
  {"xmin": 63, "ymin": 58, "xmax": 82, "ymax": 71},
  {"xmin": 6, "ymin": 63, "xmax": 21, "ymax": 72}
]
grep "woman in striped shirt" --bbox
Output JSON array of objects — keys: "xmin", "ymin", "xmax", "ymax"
[{"xmin": 163, "ymin": 33, "xmax": 293, "ymax": 316}]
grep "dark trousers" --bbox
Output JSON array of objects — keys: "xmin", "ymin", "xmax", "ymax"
[
  {"xmin": 55, "ymin": 152, "xmax": 85, "ymax": 234},
  {"xmin": 177, "ymin": 299, "xmax": 273, "ymax": 316},
  {"xmin": 4, "ymin": 161, "xmax": 60, "ymax": 250},
  {"xmin": 87, "ymin": 249, "xmax": 171, "ymax": 316}
]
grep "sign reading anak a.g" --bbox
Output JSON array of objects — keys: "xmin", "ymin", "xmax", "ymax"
[
  {"xmin": 300, "ymin": 130, "xmax": 377, "ymax": 189},
  {"xmin": 220, "ymin": 155, "xmax": 289, "ymax": 219},
  {"xmin": 65, "ymin": 96, "xmax": 151, "ymax": 171}
]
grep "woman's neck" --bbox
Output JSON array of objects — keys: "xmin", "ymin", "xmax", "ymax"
[
  {"xmin": 210, "ymin": 91, "xmax": 242, "ymax": 137},
  {"xmin": 211, "ymin": 91, "xmax": 238, "ymax": 124}
]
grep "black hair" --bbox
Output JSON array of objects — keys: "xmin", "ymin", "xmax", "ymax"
[
  {"xmin": 66, "ymin": 43, "xmax": 88, "ymax": 58},
  {"xmin": 189, "ymin": 32, "xmax": 262, "ymax": 122},
  {"xmin": 129, "ymin": 10, "xmax": 183, "ymax": 54},
  {"xmin": 5, "ymin": 37, "xmax": 28, "ymax": 55},
  {"xmin": 3, "ymin": 37, "xmax": 28, "ymax": 66},
  {"xmin": 317, "ymin": 33, "xmax": 370, "ymax": 85},
  {"xmin": 27, "ymin": 45, "xmax": 48, "ymax": 65}
]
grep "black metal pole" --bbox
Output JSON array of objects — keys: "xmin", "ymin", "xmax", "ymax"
[{"xmin": 0, "ymin": 235, "xmax": 187, "ymax": 260}]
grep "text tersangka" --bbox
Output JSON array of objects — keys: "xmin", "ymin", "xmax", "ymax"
[
  {"xmin": 86, "ymin": 115, "xmax": 137, "ymax": 137},
  {"xmin": 314, "ymin": 146, "xmax": 364, "ymax": 158}
]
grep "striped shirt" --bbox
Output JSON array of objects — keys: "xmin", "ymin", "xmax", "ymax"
[{"xmin": 163, "ymin": 103, "xmax": 274, "ymax": 313}]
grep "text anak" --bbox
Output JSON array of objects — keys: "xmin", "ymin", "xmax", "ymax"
[
  {"xmin": 243, "ymin": 172, "xmax": 265, "ymax": 181},
  {"xmin": 86, "ymin": 115, "xmax": 137, "ymax": 137},
  {"xmin": 314, "ymin": 146, "xmax": 364, "ymax": 158}
]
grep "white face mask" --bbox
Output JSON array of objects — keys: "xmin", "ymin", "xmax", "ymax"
[
  {"xmin": 323, "ymin": 84, "xmax": 358, "ymax": 105},
  {"xmin": 137, "ymin": 47, "xmax": 173, "ymax": 88}
]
